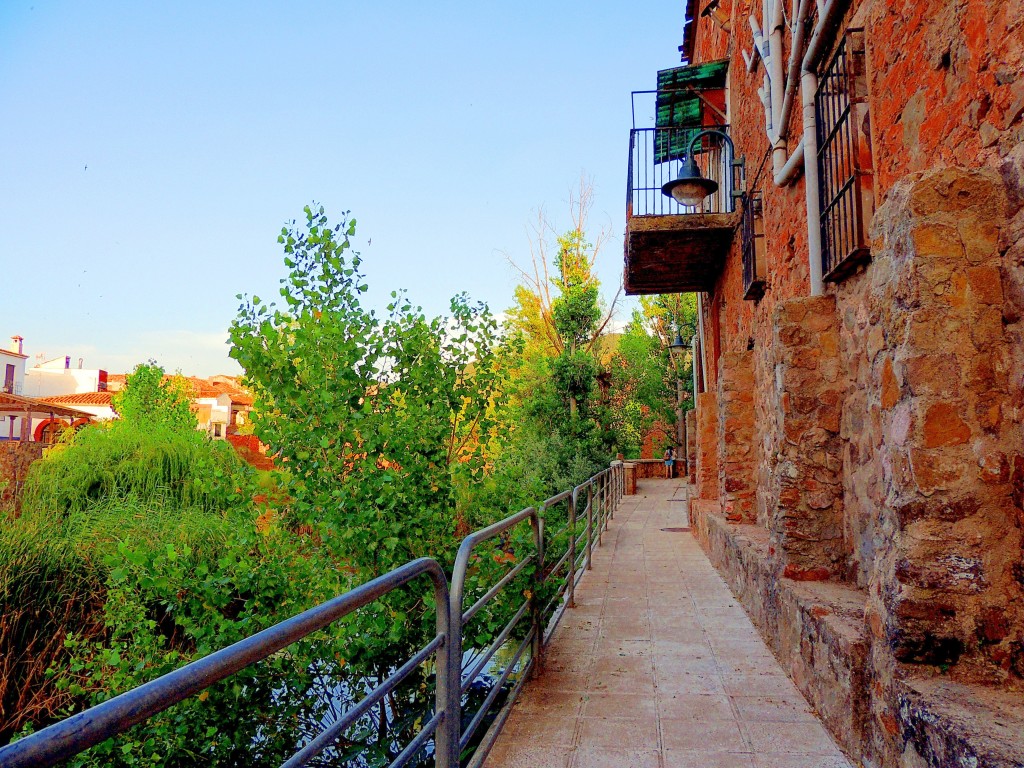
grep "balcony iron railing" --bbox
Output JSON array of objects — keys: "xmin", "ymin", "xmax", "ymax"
[
  {"xmin": 627, "ymin": 125, "xmax": 737, "ymax": 218},
  {"xmin": 817, "ymin": 29, "xmax": 873, "ymax": 281},
  {"xmin": 0, "ymin": 464, "xmax": 624, "ymax": 768}
]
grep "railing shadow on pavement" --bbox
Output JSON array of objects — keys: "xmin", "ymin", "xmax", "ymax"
[{"xmin": 0, "ymin": 462, "xmax": 625, "ymax": 768}]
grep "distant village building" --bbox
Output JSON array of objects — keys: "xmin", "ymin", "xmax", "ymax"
[
  {"xmin": 0, "ymin": 336, "xmax": 95, "ymax": 443},
  {"xmin": 24, "ymin": 355, "xmax": 108, "ymax": 398}
]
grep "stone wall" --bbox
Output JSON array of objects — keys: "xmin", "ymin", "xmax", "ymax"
[
  {"xmin": 763, "ymin": 296, "xmax": 848, "ymax": 581},
  {"xmin": 685, "ymin": 409, "xmax": 697, "ymax": 483},
  {"xmin": 717, "ymin": 351, "xmax": 757, "ymax": 522},
  {"xmin": 0, "ymin": 443, "xmax": 45, "ymax": 512},
  {"xmin": 861, "ymin": 167, "xmax": 1024, "ymax": 676},
  {"xmin": 695, "ymin": 391, "xmax": 719, "ymax": 499},
  {"xmin": 679, "ymin": 0, "xmax": 1024, "ymax": 764}
]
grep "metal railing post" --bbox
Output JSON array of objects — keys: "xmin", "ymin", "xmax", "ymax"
[
  {"xmin": 596, "ymin": 475, "xmax": 604, "ymax": 547},
  {"xmin": 605, "ymin": 472, "xmax": 611, "ymax": 524},
  {"xmin": 531, "ymin": 514, "xmax": 545, "ymax": 675},
  {"xmin": 586, "ymin": 483, "xmax": 594, "ymax": 570},
  {"xmin": 438, "ymin": 584, "xmax": 460, "ymax": 768},
  {"xmin": 567, "ymin": 492, "xmax": 576, "ymax": 609}
]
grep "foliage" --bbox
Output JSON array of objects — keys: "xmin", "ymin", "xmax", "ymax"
[
  {"xmin": 229, "ymin": 205, "xmax": 505, "ymax": 673},
  {"xmin": 2, "ymin": 196, "xmax": 686, "ymax": 765},
  {"xmin": 604, "ymin": 294, "xmax": 699, "ymax": 458},
  {"xmin": 53, "ymin": 516, "xmax": 355, "ymax": 767},
  {"xmin": 21, "ymin": 421, "xmax": 250, "ymax": 519},
  {"xmin": 0, "ymin": 515, "xmax": 104, "ymax": 740},
  {"xmin": 499, "ymin": 180, "xmax": 619, "ymax": 491},
  {"xmin": 111, "ymin": 362, "xmax": 195, "ymax": 432},
  {"xmin": 3, "ymin": 364, "xmax": 259, "ymax": 748}
]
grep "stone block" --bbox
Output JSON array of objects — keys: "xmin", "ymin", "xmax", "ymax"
[{"xmin": 921, "ymin": 401, "xmax": 971, "ymax": 447}]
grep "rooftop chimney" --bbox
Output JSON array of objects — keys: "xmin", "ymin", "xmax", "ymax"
[
  {"xmin": 65, "ymin": 355, "xmax": 71, "ymax": 369},
  {"xmin": 10, "ymin": 336, "xmax": 23, "ymax": 355}
]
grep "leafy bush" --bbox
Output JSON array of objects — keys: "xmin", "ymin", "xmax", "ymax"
[{"xmin": 22, "ymin": 422, "xmax": 251, "ymax": 519}]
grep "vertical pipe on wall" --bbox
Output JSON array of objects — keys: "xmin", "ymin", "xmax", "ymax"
[
  {"xmin": 801, "ymin": 70, "xmax": 825, "ymax": 295},
  {"xmin": 697, "ymin": 292, "xmax": 709, "ymax": 388},
  {"xmin": 768, "ymin": 0, "xmax": 785, "ymax": 122}
]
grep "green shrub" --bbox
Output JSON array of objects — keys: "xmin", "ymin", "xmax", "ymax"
[{"xmin": 21, "ymin": 421, "xmax": 252, "ymax": 519}]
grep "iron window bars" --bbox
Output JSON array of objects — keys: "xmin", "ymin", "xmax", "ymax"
[
  {"xmin": 816, "ymin": 28, "xmax": 874, "ymax": 282},
  {"xmin": 741, "ymin": 190, "xmax": 767, "ymax": 300}
]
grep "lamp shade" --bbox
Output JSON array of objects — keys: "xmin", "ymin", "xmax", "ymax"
[
  {"xmin": 661, "ymin": 155, "xmax": 719, "ymax": 207},
  {"xmin": 669, "ymin": 332, "xmax": 687, "ymax": 361}
]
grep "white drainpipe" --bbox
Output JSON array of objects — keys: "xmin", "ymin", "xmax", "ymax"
[
  {"xmin": 692, "ymin": 335, "xmax": 700, "ymax": 402},
  {"xmin": 772, "ymin": 0, "xmax": 815, "ymax": 179},
  {"xmin": 801, "ymin": 69, "xmax": 825, "ymax": 295},
  {"xmin": 749, "ymin": 15, "xmax": 767, "ymax": 67},
  {"xmin": 746, "ymin": 0, "xmax": 851, "ymax": 295},
  {"xmin": 758, "ymin": 79, "xmax": 772, "ymax": 137}
]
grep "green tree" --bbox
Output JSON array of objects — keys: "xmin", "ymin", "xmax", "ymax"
[
  {"xmin": 604, "ymin": 293, "xmax": 698, "ymax": 458},
  {"xmin": 501, "ymin": 179, "xmax": 619, "ymax": 487},
  {"xmin": 111, "ymin": 361, "xmax": 195, "ymax": 432},
  {"xmin": 229, "ymin": 205, "xmax": 505, "ymax": 682}
]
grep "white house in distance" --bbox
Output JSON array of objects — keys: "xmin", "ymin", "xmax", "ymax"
[
  {"xmin": 1, "ymin": 336, "xmax": 28, "ymax": 396},
  {"xmin": 24, "ymin": 355, "xmax": 109, "ymax": 399},
  {"xmin": 36, "ymin": 392, "xmax": 117, "ymax": 425},
  {"xmin": 1, "ymin": 336, "xmax": 100, "ymax": 442},
  {"xmin": 24, "ymin": 350, "xmax": 115, "ymax": 437}
]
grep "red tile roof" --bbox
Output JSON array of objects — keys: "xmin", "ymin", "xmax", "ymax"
[
  {"xmin": 108, "ymin": 373, "xmax": 254, "ymax": 407},
  {"xmin": 0, "ymin": 392, "xmax": 94, "ymax": 418},
  {"xmin": 40, "ymin": 392, "xmax": 114, "ymax": 406}
]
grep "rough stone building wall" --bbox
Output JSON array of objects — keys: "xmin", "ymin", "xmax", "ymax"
[
  {"xmin": 678, "ymin": 0, "xmax": 1024, "ymax": 764},
  {"xmin": 717, "ymin": 351, "xmax": 757, "ymax": 522},
  {"xmin": 695, "ymin": 391, "xmax": 719, "ymax": 499},
  {"xmin": 765, "ymin": 296, "xmax": 847, "ymax": 581},
  {"xmin": 862, "ymin": 167, "xmax": 1024, "ymax": 672},
  {"xmin": 686, "ymin": 409, "xmax": 697, "ymax": 483}
]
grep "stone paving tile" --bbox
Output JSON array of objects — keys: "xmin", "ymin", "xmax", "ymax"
[
  {"xmin": 483, "ymin": 479, "xmax": 853, "ymax": 768},
  {"xmin": 572, "ymin": 748, "xmax": 661, "ymax": 768},
  {"xmin": 663, "ymin": 751, "xmax": 757, "ymax": 768},
  {"xmin": 730, "ymin": 694, "xmax": 819, "ymax": 723}
]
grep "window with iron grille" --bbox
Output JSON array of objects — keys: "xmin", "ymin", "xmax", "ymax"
[
  {"xmin": 741, "ymin": 191, "xmax": 766, "ymax": 300},
  {"xmin": 816, "ymin": 29, "xmax": 874, "ymax": 281}
]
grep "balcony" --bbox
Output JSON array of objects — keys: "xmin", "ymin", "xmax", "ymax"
[{"xmin": 624, "ymin": 124, "xmax": 741, "ymax": 295}]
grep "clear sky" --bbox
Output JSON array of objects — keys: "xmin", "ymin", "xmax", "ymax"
[{"xmin": 1, "ymin": 1, "xmax": 685, "ymax": 376}]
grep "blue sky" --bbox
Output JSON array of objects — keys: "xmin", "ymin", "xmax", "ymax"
[{"xmin": 1, "ymin": 1, "xmax": 685, "ymax": 376}]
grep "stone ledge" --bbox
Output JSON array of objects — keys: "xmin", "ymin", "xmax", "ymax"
[
  {"xmin": 690, "ymin": 500, "xmax": 1024, "ymax": 767},
  {"xmin": 898, "ymin": 676, "xmax": 1024, "ymax": 768},
  {"xmin": 690, "ymin": 502, "xmax": 871, "ymax": 762}
]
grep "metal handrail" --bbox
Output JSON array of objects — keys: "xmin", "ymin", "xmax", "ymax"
[
  {"xmin": 1, "ymin": 558, "xmax": 453, "ymax": 768},
  {"xmin": 2, "ymin": 462, "xmax": 628, "ymax": 768},
  {"xmin": 449, "ymin": 506, "xmax": 541, "ymax": 768}
]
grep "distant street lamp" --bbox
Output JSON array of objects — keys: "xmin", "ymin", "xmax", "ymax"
[
  {"xmin": 669, "ymin": 332, "xmax": 687, "ymax": 362},
  {"xmin": 661, "ymin": 129, "xmax": 742, "ymax": 207}
]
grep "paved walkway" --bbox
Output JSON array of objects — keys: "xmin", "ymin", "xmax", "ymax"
[{"xmin": 485, "ymin": 478, "xmax": 853, "ymax": 768}]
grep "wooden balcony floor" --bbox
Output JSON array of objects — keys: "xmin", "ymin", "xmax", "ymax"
[
  {"xmin": 483, "ymin": 479, "xmax": 853, "ymax": 768},
  {"xmin": 624, "ymin": 213, "xmax": 740, "ymax": 295}
]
